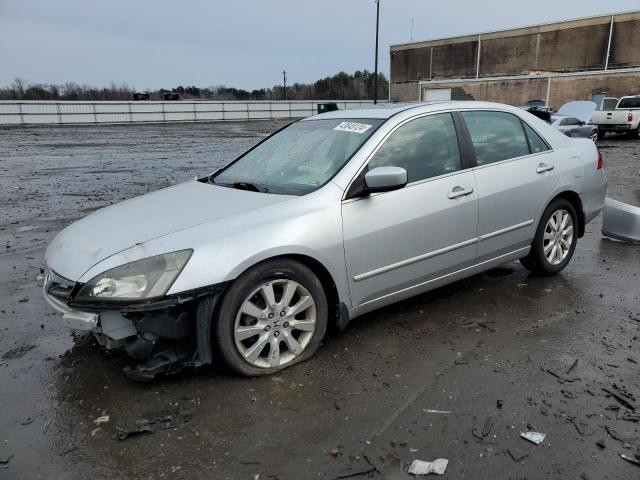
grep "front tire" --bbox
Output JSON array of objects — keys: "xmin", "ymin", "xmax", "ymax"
[
  {"xmin": 215, "ymin": 259, "xmax": 328, "ymax": 376},
  {"xmin": 520, "ymin": 198, "xmax": 578, "ymax": 276}
]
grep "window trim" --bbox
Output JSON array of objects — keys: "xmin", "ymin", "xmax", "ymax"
[
  {"xmin": 520, "ymin": 117, "xmax": 552, "ymax": 153},
  {"xmin": 458, "ymin": 109, "xmax": 552, "ymax": 170},
  {"xmin": 343, "ymin": 110, "xmax": 472, "ymax": 201}
]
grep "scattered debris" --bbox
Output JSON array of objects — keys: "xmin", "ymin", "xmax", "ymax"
[
  {"xmin": 620, "ymin": 453, "xmax": 640, "ymax": 467},
  {"xmin": 561, "ymin": 389, "xmax": 575, "ymax": 399},
  {"xmin": 602, "ymin": 388, "xmax": 636, "ymax": 411},
  {"xmin": 605, "ymin": 426, "xmax": 639, "ymax": 449},
  {"xmin": 333, "ymin": 398, "xmax": 342, "ymax": 410},
  {"xmin": 618, "ymin": 409, "xmax": 640, "ymax": 422},
  {"xmin": 407, "ymin": 458, "xmax": 448, "ymax": 475},
  {"xmin": 520, "ymin": 431, "xmax": 546, "ymax": 445},
  {"xmin": 422, "ymin": 409, "xmax": 452, "ymax": 414},
  {"xmin": 477, "ymin": 322, "xmax": 496, "ymax": 333},
  {"xmin": 114, "ymin": 421, "xmax": 154, "ymax": 441},
  {"xmin": 567, "ymin": 359, "xmax": 579, "ymax": 374},
  {"xmin": 114, "ymin": 409, "xmax": 192, "ymax": 441},
  {"xmin": 596, "ymin": 439, "xmax": 605, "ymax": 449},
  {"xmin": 571, "ymin": 418, "xmax": 587, "ymax": 436},
  {"xmin": 330, "ymin": 447, "xmax": 343, "ymax": 458},
  {"xmin": 93, "ymin": 415, "xmax": 110, "ymax": 425},
  {"xmin": 472, "ymin": 416, "xmax": 493, "ymax": 441},
  {"xmin": 507, "ymin": 448, "xmax": 528, "ymax": 462},
  {"xmin": 20, "ymin": 417, "xmax": 34, "ymax": 426},
  {"xmin": 544, "ymin": 368, "xmax": 580, "ymax": 384},
  {"xmin": 496, "ymin": 400, "xmax": 503, "ymax": 409},
  {"xmin": 0, "ymin": 454, "xmax": 13, "ymax": 468}
]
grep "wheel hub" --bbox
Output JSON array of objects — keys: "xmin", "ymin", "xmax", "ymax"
[
  {"xmin": 543, "ymin": 209, "xmax": 574, "ymax": 266},
  {"xmin": 234, "ymin": 279, "xmax": 317, "ymax": 369}
]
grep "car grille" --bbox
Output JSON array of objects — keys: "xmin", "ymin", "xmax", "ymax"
[{"xmin": 44, "ymin": 269, "xmax": 76, "ymax": 301}]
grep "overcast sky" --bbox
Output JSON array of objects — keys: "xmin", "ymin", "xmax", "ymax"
[{"xmin": 1, "ymin": 0, "xmax": 637, "ymax": 91}]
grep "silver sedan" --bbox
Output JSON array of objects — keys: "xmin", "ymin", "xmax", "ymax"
[{"xmin": 41, "ymin": 101, "xmax": 607, "ymax": 380}]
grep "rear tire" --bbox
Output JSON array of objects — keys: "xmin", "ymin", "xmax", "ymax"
[
  {"xmin": 597, "ymin": 130, "xmax": 606, "ymax": 140},
  {"xmin": 520, "ymin": 198, "xmax": 578, "ymax": 276},
  {"xmin": 215, "ymin": 259, "xmax": 328, "ymax": 377}
]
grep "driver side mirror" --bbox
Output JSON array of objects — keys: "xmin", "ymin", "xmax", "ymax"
[{"xmin": 364, "ymin": 166, "xmax": 408, "ymax": 194}]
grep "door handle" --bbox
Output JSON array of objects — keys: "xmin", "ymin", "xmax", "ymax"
[
  {"xmin": 536, "ymin": 163, "xmax": 555, "ymax": 174},
  {"xmin": 448, "ymin": 186, "xmax": 474, "ymax": 199}
]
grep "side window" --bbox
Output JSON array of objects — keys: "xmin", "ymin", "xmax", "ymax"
[
  {"xmin": 523, "ymin": 123, "xmax": 550, "ymax": 154},
  {"xmin": 462, "ymin": 111, "xmax": 530, "ymax": 166},
  {"xmin": 368, "ymin": 113, "xmax": 461, "ymax": 183}
]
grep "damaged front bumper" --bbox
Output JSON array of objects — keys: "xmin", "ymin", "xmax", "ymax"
[
  {"xmin": 601, "ymin": 197, "xmax": 640, "ymax": 244},
  {"xmin": 39, "ymin": 268, "xmax": 226, "ymax": 381}
]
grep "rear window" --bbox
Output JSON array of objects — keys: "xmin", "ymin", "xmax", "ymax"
[
  {"xmin": 617, "ymin": 97, "xmax": 640, "ymax": 109},
  {"xmin": 462, "ymin": 111, "xmax": 530, "ymax": 166}
]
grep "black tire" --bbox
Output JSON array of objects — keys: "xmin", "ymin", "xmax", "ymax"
[
  {"xmin": 215, "ymin": 259, "xmax": 328, "ymax": 376},
  {"xmin": 520, "ymin": 198, "xmax": 578, "ymax": 276},
  {"xmin": 597, "ymin": 130, "xmax": 606, "ymax": 140}
]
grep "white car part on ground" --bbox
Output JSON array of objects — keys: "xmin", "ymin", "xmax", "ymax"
[
  {"xmin": 601, "ymin": 197, "xmax": 640, "ymax": 243},
  {"xmin": 408, "ymin": 458, "xmax": 449, "ymax": 475}
]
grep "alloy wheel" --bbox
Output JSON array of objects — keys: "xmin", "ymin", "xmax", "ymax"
[
  {"xmin": 234, "ymin": 279, "xmax": 316, "ymax": 368},
  {"xmin": 543, "ymin": 209, "xmax": 574, "ymax": 265}
]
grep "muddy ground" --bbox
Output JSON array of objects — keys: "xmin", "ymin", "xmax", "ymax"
[{"xmin": 0, "ymin": 122, "xmax": 639, "ymax": 480}]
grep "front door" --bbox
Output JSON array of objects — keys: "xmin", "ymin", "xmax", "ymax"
[{"xmin": 342, "ymin": 112, "xmax": 478, "ymax": 308}]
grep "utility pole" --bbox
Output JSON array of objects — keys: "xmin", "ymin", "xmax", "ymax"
[
  {"xmin": 282, "ymin": 70, "xmax": 287, "ymax": 101},
  {"xmin": 410, "ymin": 17, "xmax": 414, "ymax": 41},
  {"xmin": 373, "ymin": 0, "xmax": 380, "ymax": 104}
]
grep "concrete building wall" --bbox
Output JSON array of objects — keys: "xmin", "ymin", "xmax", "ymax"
[
  {"xmin": 611, "ymin": 18, "xmax": 640, "ymax": 67},
  {"xmin": 406, "ymin": 71, "xmax": 640, "ymax": 111},
  {"xmin": 390, "ymin": 11, "xmax": 640, "ymax": 105}
]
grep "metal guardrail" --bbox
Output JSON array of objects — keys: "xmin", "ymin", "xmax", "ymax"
[{"xmin": 0, "ymin": 100, "xmax": 379, "ymax": 126}]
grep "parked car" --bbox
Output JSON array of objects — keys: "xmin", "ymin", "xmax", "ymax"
[
  {"xmin": 40, "ymin": 101, "xmax": 607, "ymax": 380},
  {"xmin": 590, "ymin": 95, "xmax": 640, "ymax": 139},
  {"xmin": 527, "ymin": 101, "xmax": 598, "ymax": 142}
]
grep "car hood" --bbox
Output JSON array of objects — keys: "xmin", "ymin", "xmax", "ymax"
[
  {"xmin": 557, "ymin": 101, "xmax": 597, "ymax": 123},
  {"xmin": 45, "ymin": 180, "xmax": 294, "ymax": 281}
]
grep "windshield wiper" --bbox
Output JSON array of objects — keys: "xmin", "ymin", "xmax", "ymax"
[{"xmin": 215, "ymin": 181, "xmax": 265, "ymax": 193}]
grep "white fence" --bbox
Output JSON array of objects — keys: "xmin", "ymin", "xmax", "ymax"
[{"xmin": 0, "ymin": 100, "xmax": 379, "ymax": 126}]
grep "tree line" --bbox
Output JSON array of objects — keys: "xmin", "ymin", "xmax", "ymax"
[{"xmin": 0, "ymin": 71, "xmax": 388, "ymax": 101}]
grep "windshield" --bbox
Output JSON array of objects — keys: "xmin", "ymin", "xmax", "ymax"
[
  {"xmin": 618, "ymin": 97, "xmax": 640, "ymax": 109},
  {"xmin": 212, "ymin": 118, "xmax": 383, "ymax": 195}
]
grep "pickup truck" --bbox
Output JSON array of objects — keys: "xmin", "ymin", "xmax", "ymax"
[{"xmin": 590, "ymin": 96, "xmax": 640, "ymax": 139}]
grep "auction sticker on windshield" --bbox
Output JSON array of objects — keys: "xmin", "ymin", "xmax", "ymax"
[{"xmin": 333, "ymin": 122, "xmax": 373, "ymax": 134}]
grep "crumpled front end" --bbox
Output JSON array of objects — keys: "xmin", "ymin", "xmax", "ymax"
[{"xmin": 39, "ymin": 266, "xmax": 225, "ymax": 381}]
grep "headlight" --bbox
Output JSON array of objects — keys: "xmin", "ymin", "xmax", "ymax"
[{"xmin": 75, "ymin": 249, "xmax": 192, "ymax": 302}]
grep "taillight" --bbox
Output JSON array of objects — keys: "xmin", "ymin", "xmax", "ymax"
[
  {"xmin": 628, "ymin": 112, "xmax": 634, "ymax": 122},
  {"xmin": 597, "ymin": 150, "xmax": 604, "ymax": 170}
]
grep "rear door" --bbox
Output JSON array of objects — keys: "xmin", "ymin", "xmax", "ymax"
[
  {"xmin": 342, "ymin": 112, "xmax": 478, "ymax": 308},
  {"xmin": 460, "ymin": 110, "xmax": 561, "ymax": 262}
]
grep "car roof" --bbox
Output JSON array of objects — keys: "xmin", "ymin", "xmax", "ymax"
[
  {"xmin": 301, "ymin": 101, "xmax": 452, "ymax": 120},
  {"xmin": 302, "ymin": 101, "xmax": 526, "ymax": 121}
]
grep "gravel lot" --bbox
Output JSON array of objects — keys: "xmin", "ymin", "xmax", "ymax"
[{"xmin": 0, "ymin": 122, "xmax": 639, "ymax": 479}]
